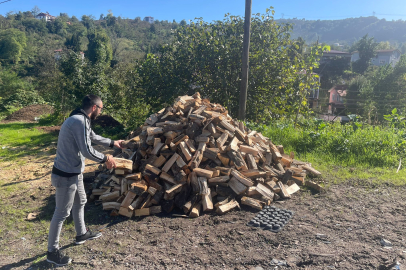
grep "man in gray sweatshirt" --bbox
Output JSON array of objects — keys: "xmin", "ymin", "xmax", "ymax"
[{"xmin": 46, "ymin": 94, "xmax": 124, "ymax": 266}]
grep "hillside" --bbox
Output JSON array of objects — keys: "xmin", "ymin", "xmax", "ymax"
[{"xmin": 278, "ymin": 16, "xmax": 406, "ymax": 47}]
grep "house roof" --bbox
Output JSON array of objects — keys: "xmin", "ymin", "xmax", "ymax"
[
  {"xmin": 328, "ymin": 85, "xmax": 347, "ymax": 97},
  {"xmin": 324, "ymin": 50, "xmax": 350, "ymax": 54},
  {"xmin": 54, "ymin": 49, "xmax": 62, "ymax": 52},
  {"xmin": 37, "ymin": 12, "xmax": 55, "ymax": 17},
  {"xmin": 352, "ymin": 49, "xmax": 401, "ymax": 55}
]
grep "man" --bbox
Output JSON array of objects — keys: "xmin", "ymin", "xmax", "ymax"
[{"xmin": 47, "ymin": 94, "xmax": 124, "ymax": 266}]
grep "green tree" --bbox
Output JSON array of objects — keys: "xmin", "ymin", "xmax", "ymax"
[
  {"xmin": 352, "ymin": 34, "xmax": 378, "ymax": 74},
  {"xmin": 0, "ymin": 29, "xmax": 27, "ymax": 63},
  {"xmin": 86, "ymin": 29, "xmax": 113, "ymax": 66},
  {"xmin": 139, "ymin": 9, "xmax": 322, "ymax": 122}
]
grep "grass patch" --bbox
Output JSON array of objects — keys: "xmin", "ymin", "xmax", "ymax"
[
  {"xmin": 0, "ymin": 122, "xmax": 58, "ymax": 161},
  {"xmin": 250, "ymin": 119, "xmax": 406, "ymax": 186}
]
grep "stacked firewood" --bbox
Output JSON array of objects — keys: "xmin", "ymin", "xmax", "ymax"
[{"xmin": 90, "ymin": 92, "xmax": 322, "ymax": 218}]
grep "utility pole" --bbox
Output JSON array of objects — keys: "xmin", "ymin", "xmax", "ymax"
[{"xmin": 238, "ymin": 0, "xmax": 252, "ymax": 121}]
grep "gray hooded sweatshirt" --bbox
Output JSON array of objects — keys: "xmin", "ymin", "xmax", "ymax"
[{"xmin": 52, "ymin": 108, "xmax": 114, "ymax": 177}]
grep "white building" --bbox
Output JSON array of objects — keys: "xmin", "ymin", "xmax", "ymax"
[
  {"xmin": 36, "ymin": 12, "xmax": 56, "ymax": 22},
  {"xmin": 144, "ymin": 16, "xmax": 154, "ymax": 23},
  {"xmin": 351, "ymin": 49, "xmax": 401, "ymax": 67}
]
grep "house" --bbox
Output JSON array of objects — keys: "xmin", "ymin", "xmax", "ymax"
[
  {"xmin": 320, "ymin": 50, "xmax": 352, "ymax": 65},
  {"xmin": 351, "ymin": 49, "xmax": 401, "ymax": 67},
  {"xmin": 36, "ymin": 12, "xmax": 56, "ymax": 22},
  {"xmin": 144, "ymin": 16, "xmax": 154, "ymax": 23},
  {"xmin": 328, "ymin": 85, "xmax": 347, "ymax": 114}
]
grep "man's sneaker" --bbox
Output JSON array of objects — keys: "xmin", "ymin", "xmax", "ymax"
[
  {"xmin": 46, "ymin": 249, "xmax": 72, "ymax": 266},
  {"xmin": 75, "ymin": 229, "xmax": 102, "ymax": 245}
]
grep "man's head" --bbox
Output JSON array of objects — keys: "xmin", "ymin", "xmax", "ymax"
[{"xmin": 82, "ymin": 94, "xmax": 103, "ymax": 120}]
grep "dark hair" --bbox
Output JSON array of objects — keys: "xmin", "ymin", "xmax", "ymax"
[{"xmin": 82, "ymin": 94, "xmax": 101, "ymax": 110}]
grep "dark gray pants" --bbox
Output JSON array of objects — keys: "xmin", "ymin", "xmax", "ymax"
[{"xmin": 47, "ymin": 173, "xmax": 87, "ymax": 252}]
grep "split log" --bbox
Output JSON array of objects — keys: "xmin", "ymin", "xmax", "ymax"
[
  {"xmin": 241, "ymin": 196, "xmax": 262, "ymax": 210},
  {"xmin": 216, "ymin": 199, "xmax": 239, "ymax": 215}
]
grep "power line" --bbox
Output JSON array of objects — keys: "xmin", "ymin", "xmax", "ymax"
[{"xmin": 0, "ymin": 0, "xmax": 12, "ymax": 4}]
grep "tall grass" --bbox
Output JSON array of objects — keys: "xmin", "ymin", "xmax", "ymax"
[{"xmin": 250, "ymin": 119, "xmax": 406, "ymax": 168}]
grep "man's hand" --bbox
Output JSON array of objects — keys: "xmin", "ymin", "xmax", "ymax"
[
  {"xmin": 105, "ymin": 155, "xmax": 117, "ymax": 169},
  {"xmin": 114, "ymin": 140, "xmax": 125, "ymax": 149}
]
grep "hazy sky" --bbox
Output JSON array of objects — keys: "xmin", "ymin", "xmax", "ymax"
[{"xmin": 1, "ymin": 0, "xmax": 406, "ymax": 22}]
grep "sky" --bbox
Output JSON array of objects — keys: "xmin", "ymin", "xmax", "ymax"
[{"xmin": 1, "ymin": 0, "xmax": 406, "ymax": 22}]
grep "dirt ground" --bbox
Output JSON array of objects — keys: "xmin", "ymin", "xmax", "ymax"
[
  {"xmin": 1, "ymin": 142, "xmax": 406, "ymax": 269},
  {"xmin": 3, "ymin": 105, "xmax": 54, "ymax": 122}
]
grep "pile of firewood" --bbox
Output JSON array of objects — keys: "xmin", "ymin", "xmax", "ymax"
[{"xmin": 90, "ymin": 92, "xmax": 322, "ymax": 218}]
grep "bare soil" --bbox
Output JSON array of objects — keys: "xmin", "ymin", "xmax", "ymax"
[
  {"xmin": 3, "ymin": 104, "xmax": 54, "ymax": 122},
  {"xmin": 1, "ymin": 139, "xmax": 406, "ymax": 269}
]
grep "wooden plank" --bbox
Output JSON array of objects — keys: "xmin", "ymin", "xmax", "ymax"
[
  {"xmin": 159, "ymin": 171, "xmax": 177, "ymax": 185},
  {"xmin": 305, "ymin": 180, "xmax": 324, "ymax": 192},
  {"xmin": 193, "ymin": 168, "xmax": 214, "ymax": 178},
  {"xmin": 246, "ymin": 154, "xmax": 258, "ymax": 170},
  {"xmin": 164, "ymin": 183, "xmax": 183, "ymax": 200},
  {"xmin": 134, "ymin": 208, "xmax": 150, "ymax": 217},
  {"xmin": 208, "ymin": 175, "xmax": 229, "ymax": 184},
  {"xmin": 100, "ymin": 191, "xmax": 120, "ymax": 202},
  {"xmin": 269, "ymin": 142, "xmax": 283, "ymax": 162},
  {"xmin": 102, "ymin": 202, "xmax": 121, "ymax": 211},
  {"xmin": 256, "ymin": 183, "xmax": 274, "ymax": 200},
  {"xmin": 179, "ymin": 141, "xmax": 192, "ymax": 161},
  {"xmin": 216, "ymin": 199, "xmax": 239, "ymax": 215},
  {"xmin": 241, "ymin": 196, "xmax": 263, "ymax": 210},
  {"xmin": 227, "ymin": 150, "xmax": 248, "ymax": 171},
  {"xmin": 115, "ymin": 158, "xmax": 133, "ymax": 171},
  {"xmin": 230, "ymin": 170, "xmax": 254, "ymax": 186},
  {"xmin": 162, "ymin": 153, "xmax": 179, "ymax": 172},
  {"xmin": 228, "ymin": 177, "xmax": 247, "ymax": 195},
  {"xmin": 246, "ymin": 186, "xmax": 260, "ymax": 196},
  {"xmin": 239, "ymin": 145, "xmax": 258, "ymax": 156},
  {"xmin": 185, "ymin": 139, "xmax": 196, "ymax": 153},
  {"xmin": 302, "ymin": 165, "xmax": 322, "ymax": 176},
  {"xmin": 198, "ymin": 177, "xmax": 209, "ymax": 195},
  {"xmin": 277, "ymin": 181, "xmax": 290, "ymax": 199},
  {"xmin": 220, "ymin": 119, "xmax": 236, "ymax": 133},
  {"xmin": 240, "ymin": 169, "xmax": 266, "ymax": 179},
  {"xmin": 202, "ymin": 189, "xmax": 213, "ymax": 212},
  {"xmin": 145, "ymin": 164, "xmax": 161, "ymax": 175},
  {"xmin": 125, "ymin": 173, "xmax": 142, "ymax": 181},
  {"xmin": 151, "ymin": 142, "xmax": 165, "ymax": 155},
  {"xmin": 286, "ymin": 183, "xmax": 300, "ymax": 195},
  {"xmin": 189, "ymin": 201, "xmax": 202, "ymax": 218},
  {"xmin": 147, "ymin": 127, "xmax": 164, "ymax": 135},
  {"xmin": 120, "ymin": 190, "xmax": 137, "ymax": 208},
  {"xmin": 152, "ymin": 155, "xmax": 166, "ymax": 168},
  {"xmin": 216, "ymin": 132, "xmax": 228, "ymax": 148},
  {"xmin": 118, "ymin": 207, "xmax": 134, "ymax": 218}
]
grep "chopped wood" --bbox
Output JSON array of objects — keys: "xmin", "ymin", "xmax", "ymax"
[
  {"xmin": 115, "ymin": 158, "xmax": 133, "ymax": 171},
  {"xmin": 134, "ymin": 208, "xmax": 150, "ymax": 217},
  {"xmin": 216, "ymin": 199, "xmax": 239, "ymax": 215},
  {"xmin": 286, "ymin": 183, "xmax": 300, "ymax": 195},
  {"xmin": 302, "ymin": 165, "xmax": 322, "ymax": 176},
  {"xmin": 239, "ymin": 145, "xmax": 258, "ymax": 156},
  {"xmin": 228, "ymin": 177, "xmax": 247, "ymax": 195},
  {"xmin": 305, "ymin": 180, "xmax": 324, "ymax": 192},
  {"xmin": 93, "ymin": 92, "xmax": 321, "ymax": 218},
  {"xmin": 277, "ymin": 182, "xmax": 291, "ymax": 199},
  {"xmin": 193, "ymin": 168, "xmax": 214, "ymax": 178},
  {"xmin": 100, "ymin": 191, "xmax": 120, "ymax": 202},
  {"xmin": 241, "ymin": 196, "xmax": 263, "ymax": 210},
  {"xmin": 162, "ymin": 153, "xmax": 179, "ymax": 172},
  {"xmin": 230, "ymin": 170, "xmax": 254, "ymax": 186},
  {"xmin": 189, "ymin": 201, "xmax": 202, "ymax": 218},
  {"xmin": 102, "ymin": 202, "xmax": 121, "ymax": 211}
]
